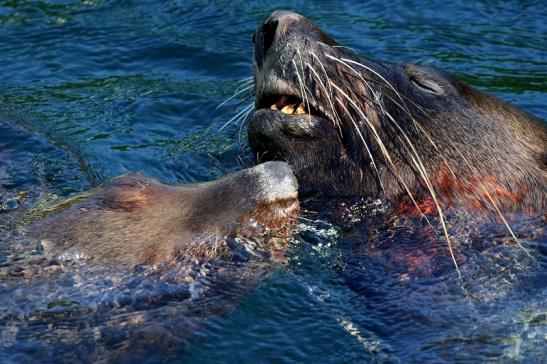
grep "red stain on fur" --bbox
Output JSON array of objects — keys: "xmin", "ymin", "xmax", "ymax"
[{"xmin": 398, "ymin": 169, "xmax": 523, "ymax": 216}]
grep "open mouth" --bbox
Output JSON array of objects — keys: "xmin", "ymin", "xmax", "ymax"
[
  {"xmin": 270, "ymin": 95, "xmax": 308, "ymax": 115},
  {"xmin": 257, "ymin": 94, "xmax": 308, "ymax": 115},
  {"xmin": 257, "ymin": 93, "xmax": 327, "ymax": 119}
]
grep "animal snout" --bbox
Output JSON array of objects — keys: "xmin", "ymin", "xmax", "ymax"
[
  {"xmin": 253, "ymin": 11, "xmax": 304, "ymax": 68},
  {"xmin": 252, "ymin": 161, "xmax": 298, "ymax": 203}
]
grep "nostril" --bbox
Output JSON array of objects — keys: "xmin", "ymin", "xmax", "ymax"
[
  {"xmin": 254, "ymin": 17, "xmax": 279, "ymax": 68},
  {"xmin": 261, "ymin": 18, "xmax": 278, "ymax": 55},
  {"xmin": 254, "ymin": 12, "xmax": 305, "ymax": 68}
]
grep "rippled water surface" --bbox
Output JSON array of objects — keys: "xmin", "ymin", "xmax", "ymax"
[{"xmin": 1, "ymin": 1, "xmax": 546, "ymax": 363}]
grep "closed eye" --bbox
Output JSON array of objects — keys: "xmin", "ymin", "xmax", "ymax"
[{"xmin": 409, "ymin": 74, "xmax": 443, "ymax": 94}]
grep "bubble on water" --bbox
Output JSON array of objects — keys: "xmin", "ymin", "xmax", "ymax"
[
  {"xmin": 2, "ymin": 198, "xmax": 18, "ymax": 211},
  {"xmin": 56, "ymin": 247, "xmax": 87, "ymax": 263},
  {"xmin": 39, "ymin": 239, "xmax": 54, "ymax": 253},
  {"xmin": 338, "ymin": 317, "xmax": 384, "ymax": 356}
]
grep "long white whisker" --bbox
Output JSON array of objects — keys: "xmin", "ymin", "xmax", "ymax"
[
  {"xmin": 333, "ymin": 97, "xmax": 385, "ymax": 193},
  {"xmin": 330, "ymin": 83, "xmax": 430, "ymax": 223},
  {"xmin": 237, "ymin": 106, "xmax": 255, "ymax": 150},
  {"xmin": 218, "ymin": 103, "xmax": 254, "ymax": 131},
  {"xmin": 339, "ymin": 57, "xmax": 407, "ymax": 104},
  {"xmin": 328, "ymin": 54, "xmax": 461, "ymax": 276},
  {"xmin": 311, "ymin": 51, "xmax": 344, "ymax": 134},
  {"xmin": 296, "ymin": 49, "xmax": 312, "ymax": 119},
  {"xmin": 291, "ymin": 58, "xmax": 307, "ymax": 108},
  {"xmin": 216, "ymin": 84, "xmax": 254, "ymax": 110}
]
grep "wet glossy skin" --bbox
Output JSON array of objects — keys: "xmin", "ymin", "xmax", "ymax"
[{"xmin": 248, "ymin": 11, "xmax": 546, "ymax": 213}]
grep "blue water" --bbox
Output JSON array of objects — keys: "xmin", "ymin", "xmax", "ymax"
[{"xmin": 1, "ymin": 1, "xmax": 546, "ymax": 363}]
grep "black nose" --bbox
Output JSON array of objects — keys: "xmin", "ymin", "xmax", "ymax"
[{"xmin": 253, "ymin": 11, "xmax": 303, "ymax": 68}]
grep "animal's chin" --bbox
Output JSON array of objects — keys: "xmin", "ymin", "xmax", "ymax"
[
  {"xmin": 249, "ymin": 99, "xmax": 337, "ymax": 168},
  {"xmin": 249, "ymin": 95, "xmax": 363, "ymax": 198},
  {"xmin": 250, "ymin": 74, "xmax": 373, "ymax": 197}
]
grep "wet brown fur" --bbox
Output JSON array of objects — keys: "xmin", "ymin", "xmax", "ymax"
[{"xmin": 27, "ymin": 168, "xmax": 299, "ymax": 266}]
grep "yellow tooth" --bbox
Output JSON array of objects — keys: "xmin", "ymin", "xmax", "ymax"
[
  {"xmin": 295, "ymin": 104, "xmax": 306, "ymax": 114},
  {"xmin": 281, "ymin": 105, "xmax": 295, "ymax": 114},
  {"xmin": 270, "ymin": 104, "xmax": 278, "ymax": 110}
]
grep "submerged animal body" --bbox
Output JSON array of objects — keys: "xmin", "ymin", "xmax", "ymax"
[
  {"xmin": 26, "ymin": 161, "xmax": 299, "ymax": 267},
  {"xmin": 248, "ymin": 11, "xmax": 546, "ymax": 217},
  {"xmin": 1, "ymin": 161, "xmax": 299, "ymax": 362}
]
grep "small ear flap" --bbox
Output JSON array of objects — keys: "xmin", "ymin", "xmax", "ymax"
[
  {"xmin": 404, "ymin": 64, "xmax": 450, "ymax": 95},
  {"xmin": 100, "ymin": 174, "xmax": 154, "ymax": 211}
]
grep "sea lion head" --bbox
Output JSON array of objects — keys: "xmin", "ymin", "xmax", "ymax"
[{"xmin": 249, "ymin": 11, "xmax": 546, "ymax": 213}]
